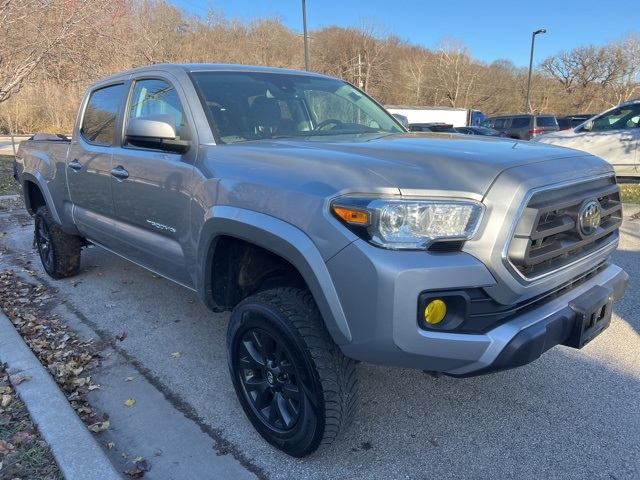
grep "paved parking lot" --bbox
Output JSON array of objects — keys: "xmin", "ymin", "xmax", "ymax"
[{"xmin": 1, "ymin": 205, "xmax": 639, "ymax": 479}]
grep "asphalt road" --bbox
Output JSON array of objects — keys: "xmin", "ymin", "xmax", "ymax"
[{"xmin": 1, "ymin": 205, "xmax": 639, "ymax": 479}]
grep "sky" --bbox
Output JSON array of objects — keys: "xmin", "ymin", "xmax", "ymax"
[{"xmin": 170, "ymin": 0, "xmax": 639, "ymax": 68}]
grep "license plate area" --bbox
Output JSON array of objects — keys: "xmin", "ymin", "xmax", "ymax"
[{"xmin": 565, "ymin": 285, "xmax": 613, "ymax": 349}]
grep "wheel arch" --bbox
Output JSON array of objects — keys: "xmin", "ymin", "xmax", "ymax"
[
  {"xmin": 196, "ymin": 206, "xmax": 352, "ymax": 345},
  {"xmin": 20, "ymin": 171, "xmax": 58, "ymax": 221},
  {"xmin": 19, "ymin": 169, "xmax": 81, "ymax": 236}
]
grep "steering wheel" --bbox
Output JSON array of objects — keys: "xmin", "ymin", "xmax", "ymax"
[{"xmin": 317, "ymin": 119, "xmax": 344, "ymax": 130}]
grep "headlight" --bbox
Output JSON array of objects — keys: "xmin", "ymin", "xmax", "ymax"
[{"xmin": 331, "ymin": 197, "xmax": 483, "ymax": 250}]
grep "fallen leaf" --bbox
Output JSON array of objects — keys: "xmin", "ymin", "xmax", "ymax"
[
  {"xmin": 0, "ymin": 439, "xmax": 15, "ymax": 454},
  {"xmin": 11, "ymin": 430, "xmax": 33, "ymax": 445},
  {"xmin": 134, "ymin": 458, "xmax": 151, "ymax": 472},
  {"xmin": 171, "ymin": 352, "xmax": 181, "ymax": 358},
  {"xmin": 1, "ymin": 394, "xmax": 13, "ymax": 407},
  {"xmin": 72, "ymin": 377, "xmax": 88, "ymax": 387},
  {"xmin": 89, "ymin": 420, "xmax": 110, "ymax": 433},
  {"xmin": 124, "ymin": 399, "xmax": 136, "ymax": 407},
  {"xmin": 126, "ymin": 377, "xmax": 134, "ymax": 382},
  {"xmin": 123, "ymin": 468, "xmax": 145, "ymax": 478},
  {"xmin": 132, "ymin": 457, "xmax": 142, "ymax": 463},
  {"xmin": 107, "ymin": 442, "xmax": 116, "ymax": 450},
  {"xmin": 10, "ymin": 375, "xmax": 31, "ymax": 385},
  {"xmin": 115, "ymin": 331, "xmax": 127, "ymax": 341}
]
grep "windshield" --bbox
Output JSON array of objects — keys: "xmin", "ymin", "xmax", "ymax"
[{"xmin": 191, "ymin": 70, "xmax": 404, "ymax": 143}]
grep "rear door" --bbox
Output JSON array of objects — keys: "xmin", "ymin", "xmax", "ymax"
[
  {"xmin": 110, "ymin": 77, "xmax": 197, "ymax": 287},
  {"xmin": 67, "ymin": 83, "xmax": 125, "ymax": 248}
]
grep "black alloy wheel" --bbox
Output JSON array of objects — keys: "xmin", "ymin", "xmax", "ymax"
[
  {"xmin": 227, "ymin": 288, "xmax": 358, "ymax": 457},
  {"xmin": 237, "ymin": 327, "xmax": 303, "ymax": 431},
  {"xmin": 34, "ymin": 206, "xmax": 82, "ymax": 279}
]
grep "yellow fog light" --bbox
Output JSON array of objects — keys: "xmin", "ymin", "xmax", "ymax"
[{"xmin": 425, "ymin": 300, "xmax": 447, "ymax": 325}]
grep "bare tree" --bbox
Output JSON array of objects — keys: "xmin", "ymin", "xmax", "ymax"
[
  {"xmin": 0, "ymin": 0, "xmax": 126, "ymax": 103},
  {"xmin": 433, "ymin": 38, "xmax": 481, "ymax": 109},
  {"xmin": 540, "ymin": 36, "xmax": 640, "ymax": 112},
  {"xmin": 604, "ymin": 33, "xmax": 640, "ymax": 104},
  {"xmin": 395, "ymin": 46, "xmax": 437, "ymax": 105}
]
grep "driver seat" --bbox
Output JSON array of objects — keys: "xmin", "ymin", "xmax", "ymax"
[{"xmin": 250, "ymin": 96, "xmax": 282, "ymax": 136}]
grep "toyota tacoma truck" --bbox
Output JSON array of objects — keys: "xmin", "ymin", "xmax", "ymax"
[{"xmin": 14, "ymin": 64, "xmax": 628, "ymax": 457}]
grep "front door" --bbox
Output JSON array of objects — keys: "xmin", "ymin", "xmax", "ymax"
[{"xmin": 111, "ymin": 78, "xmax": 196, "ymax": 287}]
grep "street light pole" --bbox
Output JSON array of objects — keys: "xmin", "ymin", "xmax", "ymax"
[
  {"xmin": 302, "ymin": 0, "xmax": 309, "ymax": 71},
  {"xmin": 525, "ymin": 28, "xmax": 546, "ymax": 114}
]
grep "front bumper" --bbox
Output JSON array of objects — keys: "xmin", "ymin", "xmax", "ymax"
[
  {"xmin": 446, "ymin": 271, "xmax": 627, "ymax": 377},
  {"xmin": 327, "ymin": 241, "xmax": 628, "ymax": 377}
]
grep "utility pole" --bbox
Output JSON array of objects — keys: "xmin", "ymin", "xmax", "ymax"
[
  {"xmin": 525, "ymin": 29, "xmax": 546, "ymax": 114},
  {"xmin": 302, "ymin": 0, "xmax": 309, "ymax": 71}
]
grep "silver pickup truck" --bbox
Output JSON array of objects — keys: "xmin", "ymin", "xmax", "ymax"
[{"xmin": 14, "ymin": 64, "xmax": 628, "ymax": 457}]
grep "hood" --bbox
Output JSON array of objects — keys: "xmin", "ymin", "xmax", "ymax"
[{"xmin": 203, "ymin": 133, "xmax": 598, "ymax": 199}]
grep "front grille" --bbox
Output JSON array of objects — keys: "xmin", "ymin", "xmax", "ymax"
[{"xmin": 507, "ymin": 176, "xmax": 622, "ymax": 279}]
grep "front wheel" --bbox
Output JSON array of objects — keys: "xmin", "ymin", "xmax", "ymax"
[
  {"xmin": 34, "ymin": 206, "xmax": 82, "ymax": 279},
  {"xmin": 227, "ymin": 288, "xmax": 358, "ymax": 457}
]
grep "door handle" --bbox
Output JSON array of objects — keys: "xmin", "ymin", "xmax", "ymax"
[
  {"xmin": 110, "ymin": 165, "xmax": 129, "ymax": 180},
  {"xmin": 68, "ymin": 159, "xmax": 82, "ymax": 171}
]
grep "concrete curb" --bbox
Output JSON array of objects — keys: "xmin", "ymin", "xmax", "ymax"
[{"xmin": 0, "ymin": 310, "xmax": 123, "ymax": 480}]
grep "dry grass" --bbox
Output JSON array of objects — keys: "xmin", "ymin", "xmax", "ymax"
[
  {"xmin": 619, "ymin": 183, "xmax": 640, "ymax": 205},
  {"xmin": 0, "ymin": 155, "xmax": 20, "ymax": 196}
]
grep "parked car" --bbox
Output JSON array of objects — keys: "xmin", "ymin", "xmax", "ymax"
[
  {"xmin": 557, "ymin": 115, "xmax": 595, "ymax": 130},
  {"xmin": 409, "ymin": 122, "xmax": 458, "ymax": 133},
  {"xmin": 532, "ymin": 98, "xmax": 640, "ymax": 177},
  {"xmin": 483, "ymin": 114, "xmax": 559, "ymax": 140},
  {"xmin": 454, "ymin": 126, "xmax": 506, "ymax": 137}
]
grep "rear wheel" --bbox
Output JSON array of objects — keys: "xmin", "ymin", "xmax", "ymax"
[
  {"xmin": 34, "ymin": 206, "xmax": 82, "ymax": 279},
  {"xmin": 227, "ymin": 288, "xmax": 358, "ymax": 457}
]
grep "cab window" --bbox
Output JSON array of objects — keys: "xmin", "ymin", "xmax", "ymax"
[{"xmin": 80, "ymin": 84, "xmax": 124, "ymax": 145}]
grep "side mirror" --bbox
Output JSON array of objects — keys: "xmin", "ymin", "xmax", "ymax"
[
  {"xmin": 126, "ymin": 114, "xmax": 190, "ymax": 154},
  {"xmin": 581, "ymin": 120, "xmax": 593, "ymax": 132},
  {"xmin": 392, "ymin": 113, "xmax": 409, "ymax": 129}
]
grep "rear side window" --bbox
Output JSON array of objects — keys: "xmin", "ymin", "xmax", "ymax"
[
  {"xmin": 80, "ymin": 84, "xmax": 124, "ymax": 145},
  {"xmin": 536, "ymin": 116, "xmax": 558, "ymax": 127},
  {"xmin": 492, "ymin": 118, "xmax": 508, "ymax": 129},
  {"xmin": 511, "ymin": 117, "xmax": 530, "ymax": 128}
]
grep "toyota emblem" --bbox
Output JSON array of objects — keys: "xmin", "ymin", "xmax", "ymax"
[{"xmin": 578, "ymin": 200, "xmax": 601, "ymax": 237}]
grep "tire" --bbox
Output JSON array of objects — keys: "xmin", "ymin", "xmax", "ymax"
[
  {"xmin": 34, "ymin": 206, "xmax": 82, "ymax": 279},
  {"xmin": 227, "ymin": 288, "xmax": 358, "ymax": 457}
]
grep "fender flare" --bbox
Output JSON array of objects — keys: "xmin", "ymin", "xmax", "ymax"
[
  {"xmin": 196, "ymin": 206, "xmax": 353, "ymax": 345},
  {"xmin": 19, "ymin": 169, "xmax": 63, "ymax": 225}
]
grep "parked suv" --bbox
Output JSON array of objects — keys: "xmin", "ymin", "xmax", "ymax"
[
  {"xmin": 483, "ymin": 114, "xmax": 559, "ymax": 140},
  {"xmin": 557, "ymin": 115, "xmax": 595, "ymax": 130}
]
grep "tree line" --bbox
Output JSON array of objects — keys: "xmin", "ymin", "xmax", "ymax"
[{"xmin": 1, "ymin": 0, "xmax": 639, "ymax": 134}]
